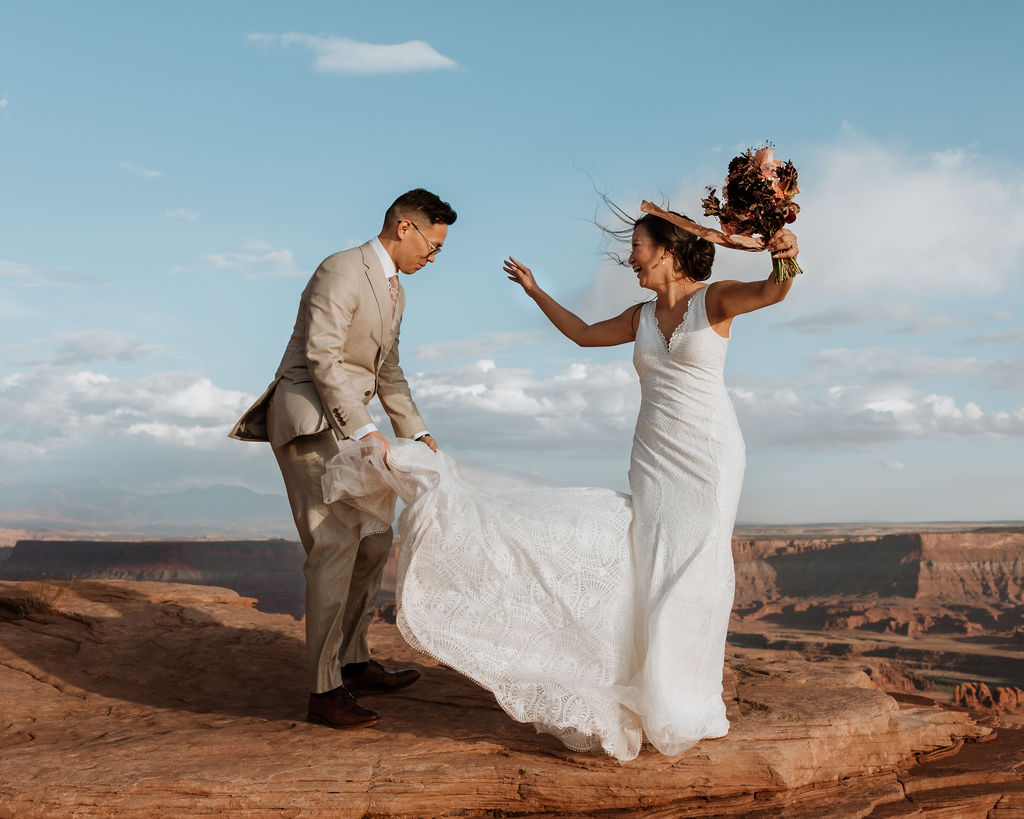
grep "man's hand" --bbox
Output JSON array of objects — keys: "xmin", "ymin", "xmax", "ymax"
[
  {"xmin": 418, "ymin": 434, "xmax": 438, "ymax": 453},
  {"xmin": 359, "ymin": 430, "xmax": 391, "ymax": 468}
]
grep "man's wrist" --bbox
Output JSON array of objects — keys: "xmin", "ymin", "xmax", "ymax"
[
  {"xmin": 353, "ymin": 423, "xmax": 378, "ymax": 439},
  {"xmin": 412, "ymin": 431, "xmax": 431, "ymax": 441}
]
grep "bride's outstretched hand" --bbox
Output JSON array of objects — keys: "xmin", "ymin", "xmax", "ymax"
[{"xmin": 504, "ymin": 256, "xmax": 539, "ymax": 297}]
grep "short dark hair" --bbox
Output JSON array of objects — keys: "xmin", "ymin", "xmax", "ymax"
[{"xmin": 383, "ymin": 189, "xmax": 457, "ymax": 228}]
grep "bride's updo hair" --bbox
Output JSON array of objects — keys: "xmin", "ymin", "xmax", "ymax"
[
  {"xmin": 600, "ymin": 196, "xmax": 715, "ymax": 282},
  {"xmin": 635, "ymin": 212, "xmax": 715, "ymax": 282}
]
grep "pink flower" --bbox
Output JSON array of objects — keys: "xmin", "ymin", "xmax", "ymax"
[
  {"xmin": 754, "ymin": 146, "xmax": 782, "ymax": 176},
  {"xmin": 754, "ymin": 146, "xmax": 785, "ymax": 197}
]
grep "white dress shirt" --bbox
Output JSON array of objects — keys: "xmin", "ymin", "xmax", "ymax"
[{"xmin": 350, "ymin": 238, "xmax": 429, "ymax": 442}]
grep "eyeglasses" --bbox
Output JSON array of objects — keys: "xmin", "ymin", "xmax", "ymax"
[{"xmin": 409, "ymin": 221, "xmax": 442, "ymax": 258}]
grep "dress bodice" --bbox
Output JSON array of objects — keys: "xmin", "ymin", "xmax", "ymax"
[{"xmin": 632, "ymin": 286, "xmax": 730, "ymax": 419}]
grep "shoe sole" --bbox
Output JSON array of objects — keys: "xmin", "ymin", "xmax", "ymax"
[
  {"xmin": 306, "ymin": 711, "xmax": 381, "ymax": 729},
  {"xmin": 342, "ymin": 675, "xmax": 421, "ymax": 696}
]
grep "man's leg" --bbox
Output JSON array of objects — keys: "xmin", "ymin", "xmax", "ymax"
[
  {"xmin": 272, "ymin": 429, "xmax": 360, "ymax": 694},
  {"xmin": 338, "ymin": 527, "xmax": 393, "ymax": 667}
]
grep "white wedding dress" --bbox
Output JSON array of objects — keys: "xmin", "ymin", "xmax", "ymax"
[{"xmin": 322, "ymin": 286, "xmax": 745, "ymax": 762}]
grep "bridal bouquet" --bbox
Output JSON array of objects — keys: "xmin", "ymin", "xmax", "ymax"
[
  {"xmin": 701, "ymin": 144, "xmax": 803, "ymax": 283},
  {"xmin": 640, "ymin": 144, "xmax": 803, "ymax": 283}
]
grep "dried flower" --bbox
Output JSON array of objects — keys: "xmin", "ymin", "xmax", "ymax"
[{"xmin": 699, "ymin": 144, "xmax": 802, "ymax": 282}]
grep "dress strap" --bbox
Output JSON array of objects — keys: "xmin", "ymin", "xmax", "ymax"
[{"xmin": 689, "ymin": 285, "xmax": 709, "ymax": 330}]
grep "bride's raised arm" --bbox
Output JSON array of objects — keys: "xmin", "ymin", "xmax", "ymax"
[
  {"xmin": 504, "ymin": 256, "xmax": 642, "ymax": 348},
  {"xmin": 705, "ymin": 229, "xmax": 800, "ymax": 326}
]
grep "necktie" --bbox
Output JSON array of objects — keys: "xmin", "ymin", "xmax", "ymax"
[{"xmin": 388, "ymin": 275, "xmax": 399, "ymax": 317}]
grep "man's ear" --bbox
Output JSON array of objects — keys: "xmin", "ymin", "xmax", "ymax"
[{"xmin": 381, "ymin": 219, "xmax": 403, "ymax": 241}]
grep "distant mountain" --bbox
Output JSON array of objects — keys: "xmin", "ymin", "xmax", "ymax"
[{"xmin": 0, "ymin": 481, "xmax": 294, "ymax": 538}]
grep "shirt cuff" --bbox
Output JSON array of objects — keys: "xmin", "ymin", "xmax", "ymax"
[
  {"xmin": 352, "ymin": 423, "xmax": 378, "ymax": 440},
  {"xmin": 411, "ymin": 431, "xmax": 430, "ymax": 441}
]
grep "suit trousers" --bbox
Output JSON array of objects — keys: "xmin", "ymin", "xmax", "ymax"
[{"xmin": 271, "ymin": 428, "xmax": 393, "ymax": 693}]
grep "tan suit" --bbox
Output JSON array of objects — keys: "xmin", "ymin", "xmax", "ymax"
[{"xmin": 231, "ymin": 242, "xmax": 424, "ymax": 692}]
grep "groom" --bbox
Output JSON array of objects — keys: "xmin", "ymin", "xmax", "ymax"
[{"xmin": 230, "ymin": 188, "xmax": 456, "ymax": 728}]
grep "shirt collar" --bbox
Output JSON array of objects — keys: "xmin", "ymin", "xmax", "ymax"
[{"xmin": 370, "ymin": 236, "xmax": 398, "ymax": 280}]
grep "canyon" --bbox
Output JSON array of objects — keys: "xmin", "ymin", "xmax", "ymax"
[
  {"xmin": 3, "ymin": 526, "xmax": 1021, "ymax": 719},
  {"xmin": 728, "ymin": 529, "xmax": 1024, "ymax": 722}
]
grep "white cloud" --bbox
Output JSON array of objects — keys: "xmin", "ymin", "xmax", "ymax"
[
  {"xmin": 730, "ymin": 384, "xmax": 1024, "ymax": 448},
  {"xmin": 126, "ymin": 421, "xmax": 232, "ymax": 449},
  {"xmin": 0, "ymin": 97, "xmax": 8, "ymax": 110},
  {"xmin": 781, "ymin": 304, "xmax": 967, "ymax": 335},
  {"xmin": 795, "ymin": 135, "xmax": 1024, "ymax": 294},
  {"xmin": 165, "ymin": 208, "xmax": 199, "ymax": 223},
  {"xmin": 407, "ymin": 359, "xmax": 640, "ymax": 452},
  {"xmin": 798, "ymin": 346, "xmax": 1023, "ymax": 391},
  {"xmin": 2, "ymin": 259, "xmax": 50, "ymax": 282},
  {"xmin": 191, "ymin": 239, "xmax": 303, "ymax": 278},
  {"xmin": 869, "ymin": 459, "xmax": 907, "ymax": 471},
  {"xmin": 802, "ymin": 346, "xmax": 980, "ymax": 383},
  {"xmin": 120, "ymin": 161, "xmax": 161, "ymax": 179},
  {"xmin": 575, "ymin": 258, "xmax": 650, "ymax": 323},
  {"xmin": 413, "ymin": 331, "xmax": 539, "ymax": 361},
  {"xmin": 579, "ymin": 135, "xmax": 1024, "ymax": 319},
  {"xmin": 14, "ymin": 331, "xmax": 157, "ymax": 366},
  {"xmin": 247, "ymin": 32, "xmax": 457, "ymax": 75},
  {"xmin": 0, "ymin": 296, "xmax": 29, "ymax": 319},
  {"xmin": 397, "ymin": 352, "xmax": 1024, "ymax": 460},
  {"xmin": 967, "ymin": 328, "xmax": 1024, "ymax": 346},
  {"xmin": 931, "ymin": 147, "xmax": 970, "ymax": 170},
  {"xmin": 0, "ymin": 364, "xmax": 254, "ymax": 459},
  {"xmin": 0, "ymin": 259, "xmax": 104, "ymax": 287},
  {"xmin": 1, "ymin": 346, "xmax": 1018, "ymax": 513}
]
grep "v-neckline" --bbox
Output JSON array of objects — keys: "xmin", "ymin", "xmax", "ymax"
[{"xmin": 651, "ymin": 288, "xmax": 702, "ymax": 351}]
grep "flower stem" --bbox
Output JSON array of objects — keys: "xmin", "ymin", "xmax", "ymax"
[{"xmin": 771, "ymin": 257, "xmax": 803, "ymax": 284}]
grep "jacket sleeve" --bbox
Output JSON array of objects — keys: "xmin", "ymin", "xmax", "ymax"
[
  {"xmin": 304, "ymin": 262, "xmax": 375, "ymax": 437},
  {"xmin": 376, "ymin": 318, "xmax": 427, "ymax": 438}
]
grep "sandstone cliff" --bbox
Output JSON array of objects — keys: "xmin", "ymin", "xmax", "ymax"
[
  {"xmin": 1, "ymin": 579, "xmax": 1022, "ymax": 817},
  {"xmin": 732, "ymin": 531, "xmax": 1024, "ymax": 604},
  {"xmin": 0, "ymin": 538, "xmax": 306, "ymax": 617}
]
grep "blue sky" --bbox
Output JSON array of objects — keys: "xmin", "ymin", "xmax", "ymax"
[{"xmin": 2, "ymin": 1, "xmax": 1023, "ymax": 527}]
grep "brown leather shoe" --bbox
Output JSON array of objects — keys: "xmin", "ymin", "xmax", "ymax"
[
  {"xmin": 342, "ymin": 659, "xmax": 420, "ymax": 694},
  {"xmin": 307, "ymin": 685, "xmax": 380, "ymax": 729}
]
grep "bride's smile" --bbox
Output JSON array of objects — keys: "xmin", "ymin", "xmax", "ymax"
[{"xmin": 629, "ymin": 224, "xmax": 666, "ymax": 287}]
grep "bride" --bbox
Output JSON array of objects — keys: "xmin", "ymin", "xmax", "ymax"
[{"xmin": 322, "ymin": 210, "xmax": 799, "ymax": 762}]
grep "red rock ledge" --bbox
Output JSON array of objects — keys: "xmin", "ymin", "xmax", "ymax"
[{"xmin": 1, "ymin": 580, "xmax": 1020, "ymax": 818}]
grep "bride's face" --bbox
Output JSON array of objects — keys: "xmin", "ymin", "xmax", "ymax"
[{"xmin": 629, "ymin": 225, "xmax": 671, "ymax": 288}]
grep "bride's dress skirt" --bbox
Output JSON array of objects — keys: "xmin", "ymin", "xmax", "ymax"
[
  {"xmin": 322, "ymin": 287, "xmax": 744, "ymax": 762},
  {"xmin": 324, "ymin": 440, "xmax": 643, "ymax": 760}
]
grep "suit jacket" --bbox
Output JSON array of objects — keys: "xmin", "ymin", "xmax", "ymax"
[{"xmin": 229, "ymin": 242, "xmax": 425, "ymax": 448}]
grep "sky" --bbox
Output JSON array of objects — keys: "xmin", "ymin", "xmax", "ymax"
[{"xmin": 1, "ymin": 0, "xmax": 1023, "ymax": 528}]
